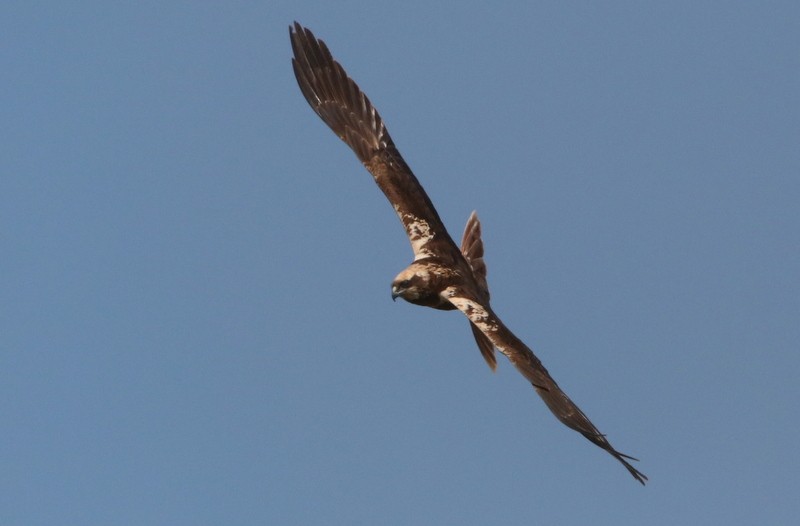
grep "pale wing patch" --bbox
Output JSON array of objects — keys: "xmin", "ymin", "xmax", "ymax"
[
  {"xmin": 393, "ymin": 204, "xmax": 436, "ymax": 259},
  {"xmin": 445, "ymin": 288, "xmax": 498, "ymax": 335}
]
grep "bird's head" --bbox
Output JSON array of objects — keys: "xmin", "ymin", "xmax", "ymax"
[{"xmin": 390, "ymin": 264, "xmax": 433, "ymax": 303}]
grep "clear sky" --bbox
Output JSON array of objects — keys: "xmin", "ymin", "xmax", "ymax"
[{"xmin": 3, "ymin": 1, "xmax": 799, "ymax": 524}]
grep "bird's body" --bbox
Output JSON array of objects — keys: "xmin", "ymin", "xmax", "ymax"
[{"xmin": 290, "ymin": 22, "xmax": 647, "ymax": 485}]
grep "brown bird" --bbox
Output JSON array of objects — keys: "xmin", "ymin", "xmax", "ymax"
[{"xmin": 290, "ymin": 22, "xmax": 647, "ymax": 485}]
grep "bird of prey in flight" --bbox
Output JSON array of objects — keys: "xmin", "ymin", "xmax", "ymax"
[{"xmin": 290, "ymin": 22, "xmax": 647, "ymax": 485}]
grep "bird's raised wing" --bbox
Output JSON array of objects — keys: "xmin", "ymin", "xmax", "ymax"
[
  {"xmin": 444, "ymin": 286, "xmax": 648, "ymax": 485},
  {"xmin": 290, "ymin": 22, "xmax": 458, "ymax": 261}
]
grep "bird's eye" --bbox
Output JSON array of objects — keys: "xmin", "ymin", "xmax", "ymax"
[{"xmin": 399, "ymin": 279, "xmax": 411, "ymax": 288}]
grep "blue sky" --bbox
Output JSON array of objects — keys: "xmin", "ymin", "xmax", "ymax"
[{"xmin": 2, "ymin": 1, "xmax": 799, "ymax": 524}]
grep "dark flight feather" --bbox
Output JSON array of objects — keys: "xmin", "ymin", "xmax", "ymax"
[
  {"xmin": 291, "ymin": 22, "xmax": 457, "ymax": 262},
  {"xmin": 290, "ymin": 22, "xmax": 646, "ymax": 485}
]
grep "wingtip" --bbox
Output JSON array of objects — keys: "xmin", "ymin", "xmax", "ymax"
[
  {"xmin": 611, "ymin": 450, "xmax": 648, "ymax": 485},
  {"xmin": 290, "ymin": 21, "xmax": 314, "ymax": 42},
  {"xmin": 628, "ymin": 465, "xmax": 648, "ymax": 486},
  {"xmin": 579, "ymin": 427, "xmax": 648, "ymax": 485}
]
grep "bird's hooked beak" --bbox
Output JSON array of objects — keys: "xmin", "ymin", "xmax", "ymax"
[{"xmin": 391, "ymin": 285, "xmax": 400, "ymax": 302}]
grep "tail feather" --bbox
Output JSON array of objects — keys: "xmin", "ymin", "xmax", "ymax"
[{"xmin": 461, "ymin": 212, "xmax": 496, "ymax": 370}]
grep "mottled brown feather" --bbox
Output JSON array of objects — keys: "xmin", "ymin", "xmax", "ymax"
[
  {"xmin": 291, "ymin": 22, "xmax": 646, "ymax": 485},
  {"xmin": 446, "ymin": 289, "xmax": 647, "ymax": 485},
  {"xmin": 290, "ymin": 22, "xmax": 459, "ymax": 261}
]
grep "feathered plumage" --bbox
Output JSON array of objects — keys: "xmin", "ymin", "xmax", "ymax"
[{"xmin": 290, "ymin": 22, "xmax": 647, "ymax": 485}]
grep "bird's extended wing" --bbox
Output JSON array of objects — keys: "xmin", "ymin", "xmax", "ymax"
[
  {"xmin": 460, "ymin": 211, "xmax": 496, "ymax": 370},
  {"xmin": 290, "ymin": 22, "xmax": 458, "ymax": 260},
  {"xmin": 444, "ymin": 286, "xmax": 648, "ymax": 485}
]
